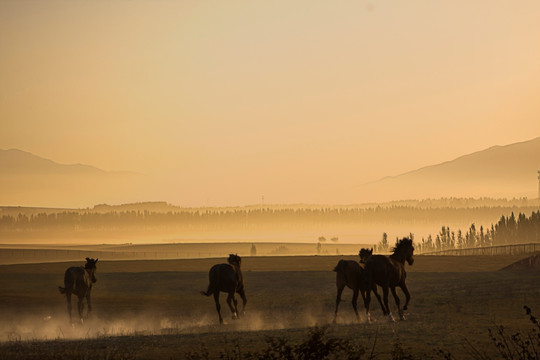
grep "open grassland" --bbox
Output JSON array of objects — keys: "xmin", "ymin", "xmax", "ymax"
[
  {"xmin": 0, "ymin": 254, "xmax": 539, "ymax": 359},
  {"xmin": 0, "ymin": 242, "xmax": 369, "ymax": 265}
]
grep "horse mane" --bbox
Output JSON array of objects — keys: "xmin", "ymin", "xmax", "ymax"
[
  {"xmin": 84, "ymin": 258, "xmax": 98, "ymax": 269},
  {"xmin": 392, "ymin": 238, "xmax": 413, "ymax": 254},
  {"xmin": 228, "ymin": 254, "xmax": 241, "ymax": 265}
]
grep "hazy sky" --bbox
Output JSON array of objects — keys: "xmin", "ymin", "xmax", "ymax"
[{"xmin": 1, "ymin": 1, "xmax": 540, "ymax": 206}]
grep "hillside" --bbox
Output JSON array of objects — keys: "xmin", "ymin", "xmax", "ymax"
[
  {"xmin": 360, "ymin": 137, "xmax": 540, "ymax": 201},
  {"xmin": 0, "ymin": 149, "xmax": 150, "ymax": 208}
]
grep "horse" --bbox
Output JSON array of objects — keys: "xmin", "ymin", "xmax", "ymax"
[
  {"xmin": 58, "ymin": 257, "xmax": 98, "ymax": 324},
  {"xmin": 332, "ymin": 248, "xmax": 386, "ymax": 323},
  {"xmin": 363, "ymin": 238, "xmax": 414, "ymax": 322},
  {"xmin": 359, "ymin": 247, "xmax": 373, "ymax": 264},
  {"xmin": 201, "ymin": 254, "xmax": 247, "ymax": 324}
]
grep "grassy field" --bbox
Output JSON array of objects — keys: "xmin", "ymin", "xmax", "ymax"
[
  {"xmin": 0, "ymin": 242, "xmax": 371, "ymax": 265},
  {"xmin": 0, "ymin": 254, "xmax": 539, "ymax": 359}
]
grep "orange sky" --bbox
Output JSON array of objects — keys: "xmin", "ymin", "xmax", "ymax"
[{"xmin": 1, "ymin": 1, "xmax": 540, "ymax": 206}]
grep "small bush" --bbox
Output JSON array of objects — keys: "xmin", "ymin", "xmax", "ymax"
[
  {"xmin": 186, "ymin": 326, "xmax": 368, "ymax": 360},
  {"xmin": 443, "ymin": 305, "xmax": 540, "ymax": 360}
]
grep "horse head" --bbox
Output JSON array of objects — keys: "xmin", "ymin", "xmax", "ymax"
[
  {"xmin": 394, "ymin": 238, "xmax": 414, "ymax": 265},
  {"xmin": 227, "ymin": 254, "xmax": 242, "ymax": 267},
  {"xmin": 85, "ymin": 257, "xmax": 98, "ymax": 283},
  {"xmin": 358, "ymin": 248, "xmax": 373, "ymax": 263}
]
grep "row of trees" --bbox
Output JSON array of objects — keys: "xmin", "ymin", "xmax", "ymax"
[
  {"xmin": 412, "ymin": 211, "xmax": 540, "ymax": 253},
  {"xmin": 374, "ymin": 211, "xmax": 540, "ymax": 253},
  {"xmin": 2, "ymin": 205, "xmax": 539, "ymax": 232}
]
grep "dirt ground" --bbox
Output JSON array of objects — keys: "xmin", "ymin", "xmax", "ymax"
[{"xmin": 0, "ymin": 254, "xmax": 539, "ymax": 359}]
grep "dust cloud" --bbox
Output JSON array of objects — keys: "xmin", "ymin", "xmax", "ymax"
[{"xmin": 0, "ymin": 309, "xmax": 336, "ymax": 342}]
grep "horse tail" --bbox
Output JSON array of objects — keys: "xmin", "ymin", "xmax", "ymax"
[
  {"xmin": 200, "ymin": 286, "xmax": 212, "ymax": 296},
  {"xmin": 333, "ymin": 259, "xmax": 346, "ymax": 272},
  {"xmin": 59, "ymin": 268, "xmax": 75, "ymax": 296},
  {"xmin": 201, "ymin": 267, "xmax": 220, "ymax": 296}
]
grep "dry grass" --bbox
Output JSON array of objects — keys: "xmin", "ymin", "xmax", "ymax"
[{"xmin": 0, "ymin": 255, "xmax": 538, "ymax": 359}]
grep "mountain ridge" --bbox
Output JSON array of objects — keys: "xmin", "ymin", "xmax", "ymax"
[
  {"xmin": 361, "ymin": 136, "xmax": 540, "ymax": 201},
  {"xmin": 0, "ymin": 148, "xmax": 142, "ymax": 176},
  {"xmin": 0, "ymin": 149, "xmax": 150, "ymax": 208}
]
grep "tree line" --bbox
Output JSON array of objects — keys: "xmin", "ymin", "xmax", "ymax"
[
  {"xmin": 1, "ymin": 205, "xmax": 539, "ymax": 232},
  {"xmin": 409, "ymin": 211, "xmax": 540, "ymax": 253}
]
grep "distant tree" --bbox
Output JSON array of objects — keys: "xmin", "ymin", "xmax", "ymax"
[
  {"xmin": 426, "ymin": 234, "xmax": 433, "ymax": 251},
  {"xmin": 316, "ymin": 242, "xmax": 322, "ymax": 254},
  {"xmin": 330, "ymin": 237, "xmax": 339, "ymax": 243},
  {"xmin": 318, "ymin": 236, "xmax": 326, "ymax": 242},
  {"xmin": 250, "ymin": 243, "xmax": 257, "ymax": 256},
  {"xmin": 467, "ymin": 223, "xmax": 477, "ymax": 248},
  {"xmin": 479, "ymin": 226, "xmax": 485, "ymax": 247},
  {"xmin": 377, "ymin": 232, "xmax": 389, "ymax": 252},
  {"xmin": 457, "ymin": 230, "xmax": 464, "ymax": 249}
]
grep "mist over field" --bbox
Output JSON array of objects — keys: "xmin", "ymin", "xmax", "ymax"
[{"xmin": 2, "ymin": 1, "xmax": 540, "ymax": 358}]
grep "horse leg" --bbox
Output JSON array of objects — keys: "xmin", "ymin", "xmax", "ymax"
[
  {"xmin": 390, "ymin": 287, "xmax": 404, "ymax": 320},
  {"xmin": 400, "ymin": 283, "xmax": 411, "ymax": 311},
  {"xmin": 352, "ymin": 288, "xmax": 360, "ymax": 322},
  {"xmin": 66, "ymin": 292, "xmax": 73, "ymax": 324},
  {"xmin": 372, "ymin": 285, "xmax": 387, "ymax": 315},
  {"xmin": 213, "ymin": 292, "xmax": 223, "ymax": 324},
  {"xmin": 382, "ymin": 286, "xmax": 394, "ymax": 322},
  {"xmin": 333, "ymin": 285, "xmax": 344, "ymax": 323},
  {"xmin": 232, "ymin": 295, "xmax": 239, "ymax": 318},
  {"xmin": 363, "ymin": 286, "xmax": 372, "ymax": 323},
  {"xmin": 77, "ymin": 296, "xmax": 85, "ymax": 324},
  {"xmin": 237, "ymin": 288, "xmax": 247, "ymax": 316},
  {"xmin": 226, "ymin": 292, "xmax": 238, "ymax": 320},
  {"xmin": 86, "ymin": 292, "xmax": 92, "ymax": 319}
]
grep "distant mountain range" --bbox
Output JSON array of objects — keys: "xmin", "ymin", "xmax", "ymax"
[
  {"xmin": 2, "ymin": 137, "xmax": 540, "ymax": 208},
  {"xmin": 360, "ymin": 137, "xmax": 540, "ymax": 201},
  {"xmin": 0, "ymin": 149, "xmax": 150, "ymax": 208}
]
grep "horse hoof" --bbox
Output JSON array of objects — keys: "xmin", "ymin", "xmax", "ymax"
[
  {"xmin": 388, "ymin": 314, "xmax": 395, "ymax": 322},
  {"xmin": 232, "ymin": 313, "xmax": 238, "ymax": 320}
]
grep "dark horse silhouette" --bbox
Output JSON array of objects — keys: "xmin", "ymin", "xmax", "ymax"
[
  {"xmin": 201, "ymin": 254, "xmax": 247, "ymax": 324},
  {"xmin": 359, "ymin": 247, "xmax": 373, "ymax": 264},
  {"xmin": 58, "ymin": 257, "xmax": 98, "ymax": 324},
  {"xmin": 333, "ymin": 248, "xmax": 385, "ymax": 323},
  {"xmin": 363, "ymin": 238, "xmax": 414, "ymax": 322}
]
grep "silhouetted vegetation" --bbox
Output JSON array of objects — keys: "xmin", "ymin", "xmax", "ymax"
[
  {"xmin": 417, "ymin": 211, "xmax": 540, "ymax": 253},
  {"xmin": 186, "ymin": 327, "xmax": 369, "ymax": 360},
  {"xmin": 1, "ymin": 198, "xmax": 537, "ymax": 237}
]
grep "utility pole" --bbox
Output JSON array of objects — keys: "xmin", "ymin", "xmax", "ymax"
[{"xmin": 538, "ymin": 170, "xmax": 540, "ymax": 204}]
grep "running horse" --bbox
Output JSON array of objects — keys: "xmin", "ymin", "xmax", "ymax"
[
  {"xmin": 332, "ymin": 248, "xmax": 386, "ymax": 323},
  {"xmin": 201, "ymin": 254, "xmax": 247, "ymax": 324},
  {"xmin": 58, "ymin": 257, "xmax": 98, "ymax": 324},
  {"xmin": 363, "ymin": 238, "xmax": 414, "ymax": 322}
]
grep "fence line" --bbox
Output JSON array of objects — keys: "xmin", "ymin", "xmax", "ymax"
[{"xmin": 421, "ymin": 242, "xmax": 540, "ymax": 256}]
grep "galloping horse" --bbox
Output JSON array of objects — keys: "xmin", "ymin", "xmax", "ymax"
[
  {"xmin": 333, "ymin": 248, "xmax": 385, "ymax": 323},
  {"xmin": 201, "ymin": 254, "xmax": 247, "ymax": 324},
  {"xmin": 58, "ymin": 257, "xmax": 98, "ymax": 324},
  {"xmin": 363, "ymin": 238, "xmax": 414, "ymax": 322}
]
